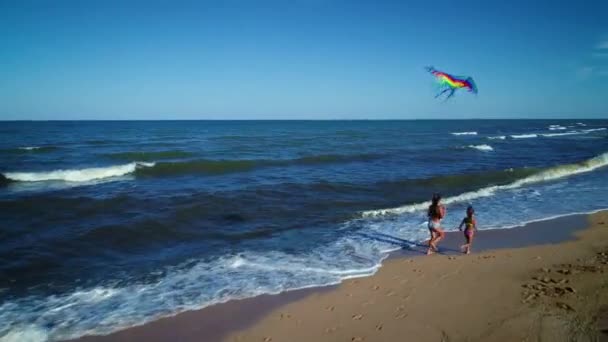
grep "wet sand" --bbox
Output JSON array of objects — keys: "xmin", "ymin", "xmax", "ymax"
[{"xmin": 72, "ymin": 211, "xmax": 608, "ymax": 342}]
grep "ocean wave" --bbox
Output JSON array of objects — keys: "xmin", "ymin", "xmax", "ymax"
[
  {"xmin": 510, "ymin": 134, "xmax": 538, "ymax": 139},
  {"xmin": 451, "ymin": 131, "xmax": 477, "ymax": 136},
  {"xmin": 541, "ymin": 131, "xmax": 581, "ymax": 137},
  {"xmin": 135, "ymin": 154, "xmax": 383, "ymax": 177},
  {"xmin": 582, "ymin": 128, "xmax": 606, "ymax": 133},
  {"xmin": 0, "ymin": 174, "xmax": 11, "ymax": 187},
  {"xmin": 362, "ymin": 151, "xmax": 608, "ymax": 217},
  {"xmin": 548, "ymin": 125, "xmax": 567, "ymax": 130},
  {"xmin": 104, "ymin": 150, "xmax": 196, "ymax": 161},
  {"xmin": 2, "ymin": 154, "xmax": 383, "ymax": 184},
  {"xmin": 468, "ymin": 144, "xmax": 493, "ymax": 152},
  {"xmin": 2, "ymin": 162, "xmax": 155, "ymax": 183},
  {"xmin": 1, "ymin": 146, "xmax": 58, "ymax": 154},
  {"xmin": 487, "ymin": 136, "xmax": 506, "ymax": 140}
]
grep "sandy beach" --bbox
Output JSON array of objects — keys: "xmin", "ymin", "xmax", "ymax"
[{"xmin": 73, "ymin": 210, "xmax": 608, "ymax": 342}]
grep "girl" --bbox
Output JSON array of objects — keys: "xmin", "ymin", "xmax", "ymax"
[
  {"xmin": 427, "ymin": 193, "xmax": 446, "ymax": 255},
  {"xmin": 458, "ymin": 206, "xmax": 477, "ymax": 254}
]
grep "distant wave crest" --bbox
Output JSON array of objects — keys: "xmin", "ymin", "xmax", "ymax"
[
  {"xmin": 468, "ymin": 144, "xmax": 493, "ymax": 152},
  {"xmin": 1, "ymin": 146, "xmax": 59, "ymax": 154},
  {"xmin": 451, "ymin": 131, "xmax": 477, "ymax": 136},
  {"xmin": 510, "ymin": 134, "xmax": 538, "ymax": 139},
  {"xmin": 104, "ymin": 150, "xmax": 196, "ymax": 161}
]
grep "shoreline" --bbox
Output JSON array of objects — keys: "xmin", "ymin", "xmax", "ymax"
[{"xmin": 71, "ymin": 210, "xmax": 604, "ymax": 342}]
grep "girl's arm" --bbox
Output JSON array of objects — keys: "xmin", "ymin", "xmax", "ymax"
[
  {"xmin": 473, "ymin": 218, "xmax": 478, "ymax": 231},
  {"xmin": 458, "ymin": 218, "xmax": 465, "ymax": 231}
]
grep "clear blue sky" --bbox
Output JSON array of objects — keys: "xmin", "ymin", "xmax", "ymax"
[{"xmin": 1, "ymin": 0, "xmax": 607, "ymax": 120}]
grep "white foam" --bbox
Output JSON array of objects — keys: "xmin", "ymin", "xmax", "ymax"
[
  {"xmin": 3, "ymin": 162, "xmax": 154, "ymax": 183},
  {"xmin": 548, "ymin": 125, "xmax": 567, "ymax": 130},
  {"xmin": 0, "ymin": 326, "xmax": 48, "ymax": 342},
  {"xmin": 0, "ymin": 248, "xmax": 382, "ymax": 341},
  {"xmin": 451, "ymin": 131, "xmax": 477, "ymax": 136},
  {"xmin": 17, "ymin": 146, "xmax": 41, "ymax": 151},
  {"xmin": 541, "ymin": 131, "xmax": 581, "ymax": 137},
  {"xmin": 362, "ymin": 151, "xmax": 608, "ymax": 217},
  {"xmin": 582, "ymin": 128, "xmax": 606, "ymax": 133},
  {"xmin": 576, "ymin": 122, "xmax": 587, "ymax": 126},
  {"xmin": 510, "ymin": 134, "xmax": 538, "ymax": 139},
  {"xmin": 468, "ymin": 144, "xmax": 494, "ymax": 151},
  {"xmin": 487, "ymin": 136, "xmax": 506, "ymax": 140}
]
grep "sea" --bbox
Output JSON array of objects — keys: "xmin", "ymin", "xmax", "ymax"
[{"xmin": 1, "ymin": 119, "xmax": 607, "ymax": 341}]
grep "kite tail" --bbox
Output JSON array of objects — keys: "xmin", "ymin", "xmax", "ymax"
[{"xmin": 467, "ymin": 77, "xmax": 478, "ymax": 94}]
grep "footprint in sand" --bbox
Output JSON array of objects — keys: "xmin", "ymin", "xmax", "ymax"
[
  {"xmin": 324, "ymin": 326, "xmax": 338, "ymax": 333},
  {"xmin": 351, "ymin": 337, "xmax": 364, "ymax": 342},
  {"xmin": 352, "ymin": 313, "xmax": 364, "ymax": 320},
  {"xmin": 263, "ymin": 337, "xmax": 272, "ymax": 342},
  {"xmin": 372, "ymin": 285, "xmax": 380, "ymax": 290},
  {"xmin": 395, "ymin": 312, "xmax": 408, "ymax": 319},
  {"xmin": 386, "ymin": 291, "xmax": 396, "ymax": 297},
  {"xmin": 325, "ymin": 305, "xmax": 335, "ymax": 311},
  {"xmin": 279, "ymin": 313, "xmax": 292, "ymax": 319},
  {"xmin": 375, "ymin": 323, "xmax": 383, "ymax": 331},
  {"xmin": 395, "ymin": 305, "xmax": 405, "ymax": 312}
]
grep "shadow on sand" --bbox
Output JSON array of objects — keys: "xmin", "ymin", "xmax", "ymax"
[{"xmin": 356, "ymin": 231, "xmax": 460, "ymax": 255}]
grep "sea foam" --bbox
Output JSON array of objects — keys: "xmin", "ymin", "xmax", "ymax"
[
  {"xmin": 510, "ymin": 134, "xmax": 538, "ymax": 139},
  {"xmin": 468, "ymin": 144, "xmax": 494, "ymax": 151},
  {"xmin": 451, "ymin": 131, "xmax": 477, "ymax": 136}
]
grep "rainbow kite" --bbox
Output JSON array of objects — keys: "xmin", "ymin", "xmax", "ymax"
[{"xmin": 426, "ymin": 66, "xmax": 477, "ymax": 100}]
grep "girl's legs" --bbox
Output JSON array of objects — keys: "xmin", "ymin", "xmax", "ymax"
[
  {"xmin": 466, "ymin": 232, "xmax": 474, "ymax": 254},
  {"xmin": 462, "ymin": 231, "xmax": 474, "ymax": 254},
  {"xmin": 427, "ymin": 227, "xmax": 444, "ymax": 255},
  {"xmin": 427, "ymin": 230, "xmax": 437, "ymax": 255}
]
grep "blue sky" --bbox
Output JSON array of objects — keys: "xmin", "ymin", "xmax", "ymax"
[{"xmin": 0, "ymin": 0, "xmax": 607, "ymax": 120}]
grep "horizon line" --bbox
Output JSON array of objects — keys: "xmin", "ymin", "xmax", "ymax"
[{"xmin": 1, "ymin": 117, "xmax": 606, "ymax": 122}]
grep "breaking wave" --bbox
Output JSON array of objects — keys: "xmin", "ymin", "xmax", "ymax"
[
  {"xmin": 451, "ymin": 131, "xmax": 477, "ymax": 136},
  {"xmin": 2, "ymin": 154, "xmax": 383, "ymax": 183},
  {"xmin": 2, "ymin": 163, "xmax": 155, "ymax": 183},
  {"xmin": 468, "ymin": 144, "xmax": 494, "ymax": 152},
  {"xmin": 510, "ymin": 134, "xmax": 538, "ymax": 139},
  {"xmin": 362, "ymin": 151, "xmax": 608, "ymax": 217}
]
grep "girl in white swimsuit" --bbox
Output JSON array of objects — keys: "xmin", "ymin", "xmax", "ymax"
[{"xmin": 427, "ymin": 193, "xmax": 446, "ymax": 255}]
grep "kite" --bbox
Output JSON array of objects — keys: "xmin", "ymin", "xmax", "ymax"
[{"xmin": 426, "ymin": 66, "xmax": 477, "ymax": 100}]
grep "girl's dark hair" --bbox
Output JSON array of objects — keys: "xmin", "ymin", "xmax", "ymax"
[
  {"xmin": 467, "ymin": 205, "xmax": 475, "ymax": 214},
  {"xmin": 431, "ymin": 193, "xmax": 442, "ymax": 204},
  {"xmin": 428, "ymin": 193, "xmax": 443, "ymax": 219}
]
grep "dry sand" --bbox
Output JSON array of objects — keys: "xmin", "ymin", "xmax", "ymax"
[
  {"xmin": 74, "ymin": 211, "xmax": 608, "ymax": 342},
  {"xmin": 225, "ymin": 211, "xmax": 608, "ymax": 342}
]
